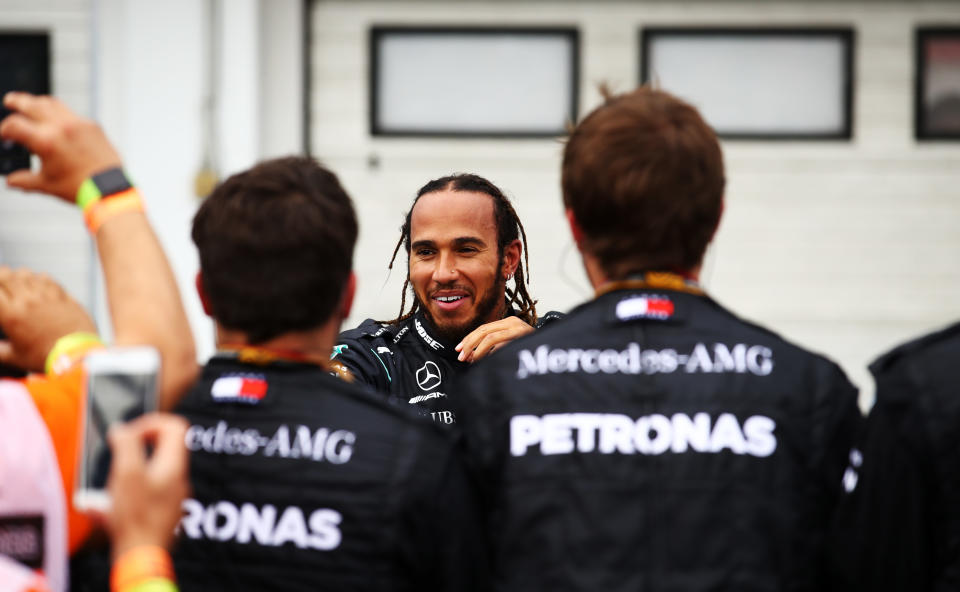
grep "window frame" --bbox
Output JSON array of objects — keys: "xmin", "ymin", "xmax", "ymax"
[
  {"xmin": 369, "ymin": 25, "xmax": 580, "ymax": 138},
  {"xmin": 639, "ymin": 26, "xmax": 855, "ymax": 140},
  {"xmin": 915, "ymin": 26, "xmax": 960, "ymax": 141}
]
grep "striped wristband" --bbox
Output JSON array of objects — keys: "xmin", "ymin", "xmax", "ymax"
[{"xmin": 75, "ymin": 167, "xmax": 144, "ymax": 233}]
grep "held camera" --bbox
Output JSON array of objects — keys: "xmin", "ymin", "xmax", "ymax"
[{"xmin": 0, "ymin": 32, "xmax": 50, "ymax": 175}]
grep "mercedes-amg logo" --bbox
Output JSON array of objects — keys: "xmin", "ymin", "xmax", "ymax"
[{"xmin": 416, "ymin": 361, "xmax": 442, "ymax": 391}]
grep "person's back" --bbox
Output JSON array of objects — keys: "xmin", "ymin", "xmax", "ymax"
[
  {"xmin": 173, "ymin": 156, "xmax": 488, "ymax": 591},
  {"xmin": 457, "ymin": 277, "xmax": 858, "ymax": 590},
  {"xmin": 452, "ymin": 86, "xmax": 862, "ymax": 591},
  {"xmin": 831, "ymin": 321, "xmax": 960, "ymax": 591},
  {"xmin": 175, "ymin": 351, "xmax": 485, "ymax": 590}
]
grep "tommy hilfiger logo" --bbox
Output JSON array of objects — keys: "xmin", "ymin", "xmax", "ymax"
[
  {"xmin": 615, "ymin": 295, "xmax": 675, "ymax": 321},
  {"xmin": 211, "ymin": 374, "xmax": 268, "ymax": 404}
]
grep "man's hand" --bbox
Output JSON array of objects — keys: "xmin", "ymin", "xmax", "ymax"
[
  {"xmin": 455, "ymin": 317, "xmax": 534, "ymax": 363},
  {"xmin": 106, "ymin": 413, "xmax": 190, "ymax": 560},
  {"xmin": 0, "ymin": 92, "xmax": 122, "ymax": 201},
  {"xmin": 0, "ymin": 267, "xmax": 96, "ymax": 372}
]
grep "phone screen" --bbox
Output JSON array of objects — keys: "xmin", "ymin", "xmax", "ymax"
[{"xmin": 77, "ymin": 352, "xmax": 158, "ymax": 508}]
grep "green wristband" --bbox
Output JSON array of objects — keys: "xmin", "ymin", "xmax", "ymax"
[
  {"xmin": 76, "ymin": 177, "xmax": 101, "ymax": 210},
  {"xmin": 75, "ymin": 167, "xmax": 133, "ymax": 211}
]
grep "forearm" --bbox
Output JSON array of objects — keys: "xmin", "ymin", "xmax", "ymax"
[{"xmin": 96, "ymin": 209, "xmax": 198, "ymax": 410}]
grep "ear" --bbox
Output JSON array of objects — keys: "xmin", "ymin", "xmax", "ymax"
[
  {"xmin": 339, "ymin": 272, "xmax": 356, "ymax": 320},
  {"xmin": 502, "ymin": 239, "xmax": 522, "ymax": 280},
  {"xmin": 709, "ymin": 198, "xmax": 725, "ymax": 243},
  {"xmin": 195, "ymin": 271, "xmax": 213, "ymax": 317},
  {"xmin": 566, "ymin": 209, "xmax": 585, "ymax": 251}
]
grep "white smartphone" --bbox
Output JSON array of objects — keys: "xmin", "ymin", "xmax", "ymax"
[{"xmin": 74, "ymin": 346, "xmax": 160, "ymax": 512}]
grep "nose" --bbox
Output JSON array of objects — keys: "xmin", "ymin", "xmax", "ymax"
[{"xmin": 432, "ymin": 251, "xmax": 459, "ymax": 283}]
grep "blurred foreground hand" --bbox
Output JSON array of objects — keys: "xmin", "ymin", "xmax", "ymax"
[
  {"xmin": 0, "ymin": 267, "xmax": 96, "ymax": 372},
  {"xmin": 105, "ymin": 413, "xmax": 190, "ymax": 560}
]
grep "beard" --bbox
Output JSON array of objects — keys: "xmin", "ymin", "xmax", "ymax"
[{"xmin": 421, "ymin": 263, "xmax": 507, "ymax": 344}]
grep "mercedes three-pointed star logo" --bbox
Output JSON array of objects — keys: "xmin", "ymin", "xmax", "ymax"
[{"xmin": 416, "ymin": 361, "xmax": 442, "ymax": 391}]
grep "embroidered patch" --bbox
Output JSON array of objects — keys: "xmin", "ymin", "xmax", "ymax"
[
  {"xmin": 211, "ymin": 374, "xmax": 268, "ymax": 404},
  {"xmin": 615, "ymin": 295, "xmax": 675, "ymax": 321}
]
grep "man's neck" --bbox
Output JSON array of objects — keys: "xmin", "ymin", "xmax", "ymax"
[
  {"xmin": 582, "ymin": 253, "xmax": 701, "ymax": 291},
  {"xmin": 215, "ymin": 323, "xmax": 340, "ymax": 364}
]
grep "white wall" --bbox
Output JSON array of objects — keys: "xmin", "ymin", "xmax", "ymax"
[
  {"xmin": 90, "ymin": 0, "xmax": 219, "ymax": 359},
  {"xmin": 259, "ymin": 0, "xmax": 305, "ymax": 157},
  {"xmin": 91, "ymin": 0, "xmax": 303, "ymax": 361},
  {"xmin": 310, "ymin": 0, "xmax": 960, "ymax": 409}
]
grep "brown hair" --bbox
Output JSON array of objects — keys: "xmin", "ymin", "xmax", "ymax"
[
  {"xmin": 384, "ymin": 173, "xmax": 537, "ymax": 326},
  {"xmin": 192, "ymin": 156, "xmax": 358, "ymax": 343},
  {"xmin": 561, "ymin": 85, "xmax": 725, "ymax": 279}
]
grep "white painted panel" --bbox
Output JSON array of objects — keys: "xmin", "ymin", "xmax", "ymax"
[
  {"xmin": 218, "ymin": 0, "xmax": 260, "ymax": 177},
  {"xmin": 259, "ymin": 0, "xmax": 304, "ymax": 157},
  {"xmin": 96, "ymin": 0, "xmax": 212, "ymax": 358}
]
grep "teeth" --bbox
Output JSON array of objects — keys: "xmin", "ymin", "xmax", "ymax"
[{"xmin": 435, "ymin": 296, "xmax": 464, "ymax": 303}]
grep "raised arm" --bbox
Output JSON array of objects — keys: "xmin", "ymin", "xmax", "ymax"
[{"xmin": 0, "ymin": 92, "xmax": 198, "ymax": 408}]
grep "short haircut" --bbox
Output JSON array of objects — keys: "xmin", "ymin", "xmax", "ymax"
[
  {"xmin": 385, "ymin": 173, "xmax": 537, "ymax": 326},
  {"xmin": 561, "ymin": 85, "xmax": 725, "ymax": 278},
  {"xmin": 192, "ymin": 156, "xmax": 358, "ymax": 343}
]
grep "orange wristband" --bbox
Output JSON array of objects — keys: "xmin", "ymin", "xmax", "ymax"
[
  {"xmin": 110, "ymin": 545, "xmax": 175, "ymax": 592},
  {"xmin": 83, "ymin": 188, "xmax": 145, "ymax": 234}
]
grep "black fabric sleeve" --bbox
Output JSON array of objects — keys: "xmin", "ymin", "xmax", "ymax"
[
  {"xmin": 802, "ymin": 364, "xmax": 864, "ymax": 589},
  {"xmin": 330, "ymin": 335, "xmax": 392, "ymax": 392},
  {"xmin": 829, "ymin": 373, "xmax": 931, "ymax": 592},
  {"xmin": 811, "ymin": 366, "xmax": 863, "ymax": 510}
]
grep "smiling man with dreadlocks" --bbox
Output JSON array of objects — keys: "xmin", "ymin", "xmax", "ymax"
[{"xmin": 332, "ymin": 174, "xmax": 560, "ymax": 425}]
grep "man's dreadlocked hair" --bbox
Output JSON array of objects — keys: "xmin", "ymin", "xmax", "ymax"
[{"xmin": 383, "ymin": 173, "xmax": 538, "ymax": 327}]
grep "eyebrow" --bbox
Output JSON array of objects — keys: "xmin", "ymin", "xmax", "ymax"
[
  {"xmin": 452, "ymin": 236, "xmax": 486, "ymax": 247},
  {"xmin": 410, "ymin": 236, "xmax": 487, "ymax": 251}
]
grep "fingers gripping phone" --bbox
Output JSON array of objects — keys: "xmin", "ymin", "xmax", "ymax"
[{"xmin": 74, "ymin": 347, "xmax": 160, "ymax": 512}]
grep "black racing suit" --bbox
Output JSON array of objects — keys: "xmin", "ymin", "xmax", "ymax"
[
  {"xmin": 173, "ymin": 351, "xmax": 489, "ymax": 592},
  {"xmin": 831, "ymin": 321, "xmax": 960, "ymax": 591},
  {"xmin": 452, "ymin": 277, "xmax": 862, "ymax": 591},
  {"xmin": 332, "ymin": 309, "xmax": 562, "ymax": 426}
]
